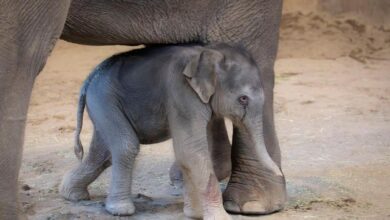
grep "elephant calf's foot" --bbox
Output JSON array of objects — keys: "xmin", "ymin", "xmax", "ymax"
[
  {"xmin": 223, "ymin": 172, "xmax": 287, "ymax": 214},
  {"xmin": 105, "ymin": 199, "xmax": 135, "ymax": 216},
  {"xmin": 59, "ymin": 180, "xmax": 90, "ymax": 201},
  {"xmin": 183, "ymin": 204, "xmax": 202, "ymax": 219},
  {"xmin": 204, "ymin": 208, "xmax": 232, "ymax": 220}
]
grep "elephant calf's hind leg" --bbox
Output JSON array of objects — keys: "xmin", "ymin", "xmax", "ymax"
[{"xmin": 60, "ymin": 130, "xmax": 110, "ymax": 201}]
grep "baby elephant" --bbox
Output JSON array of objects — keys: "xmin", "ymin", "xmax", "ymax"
[{"xmin": 60, "ymin": 44, "xmax": 279, "ymax": 219}]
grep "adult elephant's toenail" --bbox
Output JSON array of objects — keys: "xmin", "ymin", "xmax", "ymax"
[{"xmin": 242, "ymin": 201, "xmax": 268, "ymax": 214}]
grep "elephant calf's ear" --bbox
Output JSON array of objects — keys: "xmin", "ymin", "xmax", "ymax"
[{"xmin": 183, "ymin": 50, "xmax": 223, "ymax": 103}]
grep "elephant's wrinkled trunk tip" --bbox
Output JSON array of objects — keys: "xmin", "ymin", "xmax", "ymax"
[
  {"xmin": 262, "ymin": 154, "xmax": 283, "ymax": 177},
  {"xmin": 245, "ymin": 117, "xmax": 283, "ymax": 177}
]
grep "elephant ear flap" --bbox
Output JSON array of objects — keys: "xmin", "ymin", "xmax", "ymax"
[{"xmin": 183, "ymin": 50, "xmax": 223, "ymax": 103}]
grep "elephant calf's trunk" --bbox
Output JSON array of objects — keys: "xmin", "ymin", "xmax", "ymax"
[{"xmin": 242, "ymin": 118, "xmax": 282, "ymax": 177}]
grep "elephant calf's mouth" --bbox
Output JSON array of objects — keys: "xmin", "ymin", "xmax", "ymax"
[{"xmin": 240, "ymin": 107, "xmax": 247, "ymax": 121}]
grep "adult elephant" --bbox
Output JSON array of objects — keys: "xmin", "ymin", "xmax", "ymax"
[{"xmin": 0, "ymin": 0, "xmax": 286, "ymax": 219}]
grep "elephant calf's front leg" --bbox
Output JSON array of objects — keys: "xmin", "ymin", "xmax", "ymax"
[
  {"xmin": 172, "ymin": 121, "xmax": 232, "ymax": 220},
  {"xmin": 169, "ymin": 115, "xmax": 231, "ymax": 190}
]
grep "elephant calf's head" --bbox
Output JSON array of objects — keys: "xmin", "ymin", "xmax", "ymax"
[
  {"xmin": 183, "ymin": 44, "xmax": 264, "ymax": 123},
  {"xmin": 182, "ymin": 44, "xmax": 282, "ymax": 177}
]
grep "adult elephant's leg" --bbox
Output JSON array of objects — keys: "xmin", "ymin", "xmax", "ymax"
[
  {"xmin": 207, "ymin": 0, "xmax": 287, "ymax": 214},
  {"xmin": 0, "ymin": 1, "xmax": 70, "ymax": 219}
]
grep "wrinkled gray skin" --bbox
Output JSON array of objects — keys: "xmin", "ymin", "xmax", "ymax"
[
  {"xmin": 60, "ymin": 44, "xmax": 283, "ymax": 219},
  {"xmin": 0, "ymin": 1, "xmax": 285, "ymax": 219}
]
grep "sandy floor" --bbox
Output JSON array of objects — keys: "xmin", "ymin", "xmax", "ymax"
[{"xmin": 19, "ymin": 12, "xmax": 390, "ymax": 219}]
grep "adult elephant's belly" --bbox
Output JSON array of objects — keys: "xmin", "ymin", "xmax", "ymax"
[{"xmin": 61, "ymin": 0, "xmax": 207, "ymax": 46}]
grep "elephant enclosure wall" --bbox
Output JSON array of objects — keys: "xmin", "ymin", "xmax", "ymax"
[
  {"xmin": 280, "ymin": 0, "xmax": 390, "ymax": 60},
  {"xmin": 284, "ymin": 0, "xmax": 390, "ymax": 27},
  {"xmin": 19, "ymin": 1, "xmax": 390, "ymax": 219}
]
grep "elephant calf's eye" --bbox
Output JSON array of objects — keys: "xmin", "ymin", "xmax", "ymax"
[{"xmin": 238, "ymin": 95, "xmax": 249, "ymax": 106}]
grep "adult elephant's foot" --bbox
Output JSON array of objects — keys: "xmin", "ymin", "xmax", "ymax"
[
  {"xmin": 222, "ymin": 167, "xmax": 287, "ymax": 214},
  {"xmin": 105, "ymin": 198, "xmax": 135, "ymax": 216}
]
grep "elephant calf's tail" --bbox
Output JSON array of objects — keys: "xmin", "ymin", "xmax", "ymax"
[
  {"xmin": 74, "ymin": 85, "xmax": 87, "ymax": 161},
  {"xmin": 74, "ymin": 66, "xmax": 101, "ymax": 161},
  {"xmin": 74, "ymin": 58, "xmax": 115, "ymax": 161}
]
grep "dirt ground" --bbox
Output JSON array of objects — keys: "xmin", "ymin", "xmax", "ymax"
[{"xmin": 19, "ymin": 11, "xmax": 390, "ymax": 220}]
